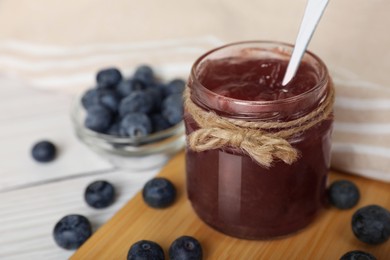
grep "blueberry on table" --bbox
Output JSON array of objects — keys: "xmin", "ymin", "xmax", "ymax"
[
  {"xmin": 169, "ymin": 236, "xmax": 203, "ymax": 260},
  {"xmin": 142, "ymin": 177, "xmax": 176, "ymax": 208},
  {"xmin": 117, "ymin": 79, "xmax": 145, "ymax": 97},
  {"xmin": 96, "ymin": 67, "xmax": 122, "ymax": 89},
  {"xmin": 163, "ymin": 78, "xmax": 186, "ymax": 97},
  {"xmin": 133, "ymin": 65, "xmax": 155, "ymax": 86},
  {"xmin": 162, "ymin": 93, "xmax": 183, "ymax": 125},
  {"xmin": 328, "ymin": 180, "xmax": 360, "ymax": 209},
  {"xmin": 85, "ymin": 180, "xmax": 116, "ymax": 209},
  {"xmin": 31, "ymin": 140, "xmax": 56, "ymax": 163},
  {"xmin": 127, "ymin": 240, "xmax": 165, "ymax": 260},
  {"xmin": 84, "ymin": 105, "xmax": 113, "ymax": 133},
  {"xmin": 53, "ymin": 214, "xmax": 92, "ymax": 250},
  {"xmin": 340, "ymin": 250, "xmax": 377, "ymax": 260},
  {"xmin": 119, "ymin": 113, "xmax": 152, "ymax": 138},
  {"xmin": 351, "ymin": 205, "xmax": 390, "ymax": 244},
  {"xmin": 119, "ymin": 90, "xmax": 154, "ymax": 116}
]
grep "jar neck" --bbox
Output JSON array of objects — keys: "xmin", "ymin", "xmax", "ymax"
[{"xmin": 188, "ymin": 41, "xmax": 331, "ymax": 121}]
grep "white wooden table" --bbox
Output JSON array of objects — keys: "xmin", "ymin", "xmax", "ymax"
[
  {"xmin": 0, "ymin": 37, "xmax": 222, "ymax": 260},
  {"xmin": 2, "ymin": 35, "xmax": 388, "ymax": 259}
]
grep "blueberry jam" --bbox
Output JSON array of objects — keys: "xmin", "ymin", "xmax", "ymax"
[
  {"xmin": 185, "ymin": 42, "xmax": 333, "ymax": 239},
  {"xmin": 198, "ymin": 58, "xmax": 317, "ymax": 101}
]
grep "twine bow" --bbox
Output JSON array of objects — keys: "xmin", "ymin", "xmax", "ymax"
[{"xmin": 184, "ymin": 86, "xmax": 334, "ymax": 168}]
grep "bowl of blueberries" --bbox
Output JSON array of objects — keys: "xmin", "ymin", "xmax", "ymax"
[{"xmin": 71, "ymin": 65, "xmax": 186, "ymax": 170}]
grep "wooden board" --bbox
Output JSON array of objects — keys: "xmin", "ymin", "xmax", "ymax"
[{"xmin": 72, "ymin": 152, "xmax": 390, "ymax": 260}]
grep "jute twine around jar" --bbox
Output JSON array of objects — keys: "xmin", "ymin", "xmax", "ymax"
[{"xmin": 184, "ymin": 86, "xmax": 335, "ymax": 168}]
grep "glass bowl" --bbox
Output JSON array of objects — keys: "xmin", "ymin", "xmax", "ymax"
[{"xmin": 71, "ymin": 96, "xmax": 185, "ymax": 170}]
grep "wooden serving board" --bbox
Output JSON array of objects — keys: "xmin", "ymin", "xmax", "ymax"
[{"xmin": 72, "ymin": 152, "xmax": 390, "ymax": 260}]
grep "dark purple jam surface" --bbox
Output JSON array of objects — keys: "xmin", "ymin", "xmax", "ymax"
[{"xmin": 198, "ymin": 58, "xmax": 318, "ymax": 101}]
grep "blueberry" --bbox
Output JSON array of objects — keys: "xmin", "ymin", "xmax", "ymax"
[
  {"xmin": 84, "ymin": 180, "xmax": 116, "ymax": 209},
  {"xmin": 127, "ymin": 240, "xmax": 165, "ymax": 260},
  {"xmin": 162, "ymin": 94, "xmax": 183, "ymax": 125},
  {"xmin": 169, "ymin": 236, "xmax": 203, "ymax": 260},
  {"xmin": 82, "ymin": 88, "xmax": 121, "ymax": 112},
  {"xmin": 142, "ymin": 177, "xmax": 176, "ymax": 208},
  {"xmin": 81, "ymin": 88, "xmax": 99, "ymax": 109},
  {"xmin": 31, "ymin": 140, "xmax": 57, "ymax": 163},
  {"xmin": 133, "ymin": 65, "xmax": 155, "ymax": 86},
  {"xmin": 328, "ymin": 180, "xmax": 360, "ymax": 209},
  {"xmin": 119, "ymin": 113, "xmax": 152, "ymax": 138},
  {"xmin": 351, "ymin": 205, "xmax": 390, "ymax": 244},
  {"xmin": 85, "ymin": 105, "xmax": 113, "ymax": 133},
  {"xmin": 163, "ymin": 78, "xmax": 186, "ymax": 97},
  {"xmin": 119, "ymin": 90, "xmax": 154, "ymax": 116},
  {"xmin": 117, "ymin": 79, "xmax": 145, "ymax": 97},
  {"xmin": 98, "ymin": 90, "xmax": 121, "ymax": 113},
  {"xmin": 53, "ymin": 214, "xmax": 92, "ymax": 250},
  {"xmin": 96, "ymin": 68, "xmax": 122, "ymax": 89},
  {"xmin": 150, "ymin": 113, "xmax": 172, "ymax": 132},
  {"xmin": 106, "ymin": 121, "xmax": 120, "ymax": 136},
  {"xmin": 145, "ymin": 85, "xmax": 164, "ymax": 112},
  {"xmin": 340, "ymin": 250, "xmax": 376, "ymax": 260}
]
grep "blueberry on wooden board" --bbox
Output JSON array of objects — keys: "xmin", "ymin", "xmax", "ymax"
[
  {"xmin": 127, "ymin": 240, "xmax": 165, "ymax": 260},
  {"xmin": 31, "ymin": 140, "xmax": 56, "ymax": 163},
  {"xmin": 169, "ymin": 236, "xmax": 203, "ymax": 260},
  {"xmin": 53, "ymin": 215, "xmax": 92, "ymax": 250},
  {"xmin": 84, "ymin": 180, "xmax": 116, "ymax": 209},
  {"xmin": 351, "ymin": 205, "xmax": 390, "ymax": 244},
  {"xmin": 142, "ymin": 177, "xmax": 176, "ymax": 208},
  {"xmin": 328, "ymin": 180, "xmax": 360, "ymax": 209},
  {"xmin": 340, "ymin": 250, "xmax": 376, "ymax": 260}
]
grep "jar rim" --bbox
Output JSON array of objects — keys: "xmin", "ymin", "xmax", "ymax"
[{"xmin": 189, "ymin": 41, "xmax": 330, "ymax": 117}]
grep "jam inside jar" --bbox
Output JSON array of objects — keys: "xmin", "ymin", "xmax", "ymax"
[{"xmin": 184, "ymin": 41, "xmax": 333, "ymax": 239}]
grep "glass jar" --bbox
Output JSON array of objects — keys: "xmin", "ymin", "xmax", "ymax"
[{"xmin": 184, "ymin": 41, "xmax": 333, "ymax": 239}]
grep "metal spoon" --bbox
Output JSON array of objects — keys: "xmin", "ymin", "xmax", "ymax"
[{"xmin": 282, "ymin": 0, "xmax": 329, "ymax": 86}]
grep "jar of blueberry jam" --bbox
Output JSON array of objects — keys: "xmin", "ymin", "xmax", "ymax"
[{"xmin": 184, "ymin": 41, "xmax": 334, "ymax": 239}]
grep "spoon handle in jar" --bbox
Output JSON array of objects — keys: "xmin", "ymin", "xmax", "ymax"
[{"xmin": 282, "ymin": 0, "xmax": 329, "ymax": 86}]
